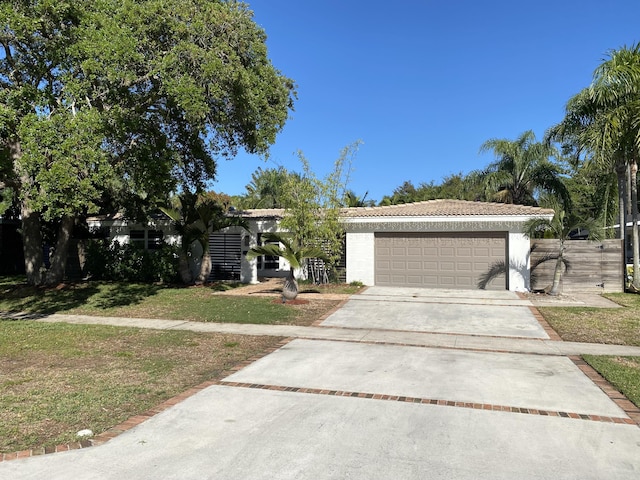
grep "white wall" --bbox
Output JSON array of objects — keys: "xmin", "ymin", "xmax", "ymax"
[
  {"xmin": 508, "ymin": 232, "xmax": 531, "ymax": 291},
  {"xmin": 345, "ymin": 232, "xmax": 375, "ymax": 285}
]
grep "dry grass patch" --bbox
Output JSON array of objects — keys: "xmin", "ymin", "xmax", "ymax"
[
  {"xmin": 537, "ymin": 304, "xmax": 640, "ymax": 346},
  {"xmin": 0, "ymin": 320, "xmax": 284, "ymax": 454}
]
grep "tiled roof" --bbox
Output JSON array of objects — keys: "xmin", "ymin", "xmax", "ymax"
[
  {"xmin": 236, "ymin": 208, "xmax": 285, "ymax": 219},
  {"xmin": 341, "ymin": 200, "xmax": 554, "ymax": 218}
]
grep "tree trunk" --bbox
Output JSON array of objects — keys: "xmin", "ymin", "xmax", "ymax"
[
  {"xmin": 281, "ymin": 268, "xmax": 298, "ymax": 303},
  {"xmin": 10, "ymin": 137, "xmax": 45, "ymax": 285},
  {"xmin": 44, "ymin": 215, "xmax": 75, "ymax": 285},
  {"xmin": 20, "ymin": 205, "xmax": 44, "ymax": 286},
  {"xmin": 616, "ymin": 163, "xmax": 628, "ymax": 288},
  {"xmin": 631, "ymin": 159, "xmax": 640, "ymax": 291},
  {"xmin": 177, "ymin": 249, "xmax": 193, "ymax": 284},
  {"xmin": 617, "ymin": 163, "xmax": 627, "ymax": 244},
  {"xmin": 196, "ymin": 242, "xmax": 212, "ymax": 284},
  {"xmin": 548, "ymin": 243, "xmax": 565, "ymax": 296}
]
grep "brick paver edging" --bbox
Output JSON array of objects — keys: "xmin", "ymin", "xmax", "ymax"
[
  {"xmin": 0, "ymin": 338, "xmax": 295, "ymax": 463},
  {"xmin": 218, "ymin": 380, "xmax": 639, "ymax": 427}
]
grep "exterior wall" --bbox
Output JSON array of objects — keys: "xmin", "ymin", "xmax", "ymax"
[
  {"xmin": 239, "ymin": 217, "xmax": 291, "ymax": 283},
  {"xmin": 508, "ymin": 232, "xmax": 531, "ymax": 292},
  {"xmin": 89, "ymin": 219, "xmax": 180, "ymax": 247},
  {"xmin": 345, "ymin": 232, "xmax": 375, "ymax": 285}
]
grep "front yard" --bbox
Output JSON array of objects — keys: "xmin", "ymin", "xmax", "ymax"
[
  {"xmin": 0, "ymin": 276, "xmax": 352, "ymax": 454},
  {"xmin": 1, "ymin": 277, "xmax": 639, "ymax": 455}
]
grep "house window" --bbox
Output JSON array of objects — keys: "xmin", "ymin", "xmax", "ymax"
[
  {"xmin": 257, "ymin": 233, "xmax": 279, "ymax": 270},
  {"xmin": 130, "ymin": 229, "xmax": 164, "ymax": 250}
]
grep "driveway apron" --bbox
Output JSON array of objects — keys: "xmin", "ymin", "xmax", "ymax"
[{"xmin": 2, "ymin": 287, "xmax": 640, "ymax": 479}]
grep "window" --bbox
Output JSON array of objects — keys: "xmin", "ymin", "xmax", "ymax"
[
  {"xmin": 130, "ymin": 229, "xmax": 164, "ymax": 250},
  {"xmin": 257, "ymin": 233, "xmax": 279, "ymax": 270}
]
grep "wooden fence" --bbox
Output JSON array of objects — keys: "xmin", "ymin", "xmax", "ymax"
[{"xmin": 529, "ymin": 239, "xmax": 624, "ymax": 293}]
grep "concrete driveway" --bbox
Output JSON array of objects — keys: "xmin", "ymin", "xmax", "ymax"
[{"xmin": 2, "ymin": 287, "xmax": 640, "ymax": 479}]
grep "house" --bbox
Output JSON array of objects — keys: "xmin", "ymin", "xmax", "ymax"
[
  {"xmin": 87, "ymin": 200, "xmax": 554, "ymax": 291},
  {"xmin": 234, "ymin": 200, "xmax": 553, "ymax": 291}
]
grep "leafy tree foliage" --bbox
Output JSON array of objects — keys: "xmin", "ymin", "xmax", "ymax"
[
  {"xmin": 379, "ymin": 173, "xmax": 483, "ymax": 206},
  {"xmin": 238, "ymin": 166, "xmax": 299, "ymax": 209},
  {"xmin": 0, "ymin": 0, "xmax": 295, "ymax": 285},
  {"xmin": 342, "ymin": 190, "xmax": 375, "ymax": 207}
]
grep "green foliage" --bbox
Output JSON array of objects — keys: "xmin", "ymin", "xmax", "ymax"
[
  {"xmin": 85, "ymin": 241, "xmax": 179, "ymax": 284},
  {"xmin": 379, "ymin": 173, "xmax": 484, "ymax": 205},
  {"xmin": 239, "ymin": 166, "xmax": 298, "ymax": 208},
  {"xmin": 0, "ymin": 0, "xmax": 295, "ymax": 284},
  {"xmin": 278, "ymin": 142, "xmax": 361, "ymax": 271},
  {"xmin": 161, "ymin": 190, "xmax": 248, "ymax": 284},
  {"xmin": 472, "ymin": 130, "xmax": 570, "ymax": 208},
  {"xmin": 246, "ymin": 232, "xmax": 328, "ymax": 270}
]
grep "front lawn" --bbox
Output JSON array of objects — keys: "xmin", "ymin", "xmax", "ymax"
[
  {"xmin": 0, "ymin": 277, "xmax": 343, "ymax": 326},
  {"xmin": 0, "ymin": 277, "xmax": 346, "ymax": 453},
  {"xmin": 0, "ymin": 320, "xmax": 284, "ymax": 454}
]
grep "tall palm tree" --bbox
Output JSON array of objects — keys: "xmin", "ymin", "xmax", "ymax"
[
  {"xmin": 547, "ymin": 43, "xmax": 640, "ymax": 288},
  {"xmin": 245, "ymin": 232, "xmax": 328, "ymax": 302},
  {"xmin": 474, "ymin": 130, "xmax": 571, "ymax": 208}
]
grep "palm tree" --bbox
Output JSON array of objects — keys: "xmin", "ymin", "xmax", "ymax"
[
  {"xmin": 474, "ymin": 130, "xmax": 571, "ymax": 208},
  {"xmin": 343, "ymin": 190, "xmax": 374, "ymax": 207},
  {"xmin": 245, "ymin": 232, "xmax": 328, "ymax": 302},
  {"xmin": 162, "ymin": 192, "xmax": 248, "ymax": 284},
  {"xmin": 547, "ymin": 44, "xmax": 640, "ymax": 289},
  {"xmin": 523, "ymin": 198, "xmax": 602, "ymax": 296}
]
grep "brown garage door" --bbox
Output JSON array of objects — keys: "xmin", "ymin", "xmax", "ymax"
[{"xmin": 375, "ymin": 232, "xmax": 507, "ymax": 290}]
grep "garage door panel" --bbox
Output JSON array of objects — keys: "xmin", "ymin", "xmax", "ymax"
[{"xmin": 375, "ymin": 232, "xmax": 506, "ymax": 290}]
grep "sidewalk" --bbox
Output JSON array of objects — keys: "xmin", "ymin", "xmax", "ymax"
[{"xmin": 30, "ymin": 312, "xmax": 640, "ymax": 357}]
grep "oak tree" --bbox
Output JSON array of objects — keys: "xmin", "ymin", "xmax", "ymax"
[{"xmin": 0, "ymin": 0, "xmax": 295, "ymax": 284}]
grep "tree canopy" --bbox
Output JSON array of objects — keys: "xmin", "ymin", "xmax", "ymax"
[{"xmin": 0, "ymin": 0, "xmax": 295, "ymax": 284}]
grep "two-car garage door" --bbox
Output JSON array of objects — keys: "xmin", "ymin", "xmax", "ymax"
[{"xmin": 375, "ymin": 232, "xmax": 507, "ymax": 290}]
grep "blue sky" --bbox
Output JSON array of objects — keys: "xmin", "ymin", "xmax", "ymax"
[{"xmin": 213, "ymin": 0, "xmax": 640, "ymax": 203}]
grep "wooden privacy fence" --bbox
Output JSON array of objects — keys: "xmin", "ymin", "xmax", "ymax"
[{"xmin": 530, "ymin": 239, "xmax": 624, "ymax": 293}]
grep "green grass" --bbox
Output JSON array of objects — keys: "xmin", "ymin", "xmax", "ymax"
[
  {"xmin": 0, "ymin": 320, "xmax": 284, "ymax": 453},
  {"xmin": 583, "ymin": 355, "xmax": 640, "ymax": 407},
  {"xmin": 0, "ymin": 279, "xmax": 304, "ymax": 325}
]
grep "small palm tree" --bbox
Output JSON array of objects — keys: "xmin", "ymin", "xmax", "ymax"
[
  {"xmin": 523, "ymin": 199, "xmax": 602, "ymax": 296},
  {"xmin": 245, "ymin": 232, "xmax": 328, "ymax": 302}
]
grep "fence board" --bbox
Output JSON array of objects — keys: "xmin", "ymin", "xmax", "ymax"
[{"xmin": 530, "ymin": 239, "xmax": 623, "ymax": 293}]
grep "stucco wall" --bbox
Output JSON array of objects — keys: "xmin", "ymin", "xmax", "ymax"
[
  {"xmin": 345, "ymin": 232, "xmax": 375, "ymax": 285},
  {"xmin": 508, "ymin": 232, "xmax": 531, "ymax": 292}
]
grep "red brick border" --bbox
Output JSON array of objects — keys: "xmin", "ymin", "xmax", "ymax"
[
  {"xmin": 219, "ymin": 380, "xmax": 638, "ymax": 426},
  {"xmin": 569, "ymin": 356, "xmax": 640, "ymax": 426}
]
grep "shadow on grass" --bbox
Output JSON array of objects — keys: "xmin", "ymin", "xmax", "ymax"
[{"xmin": 0, "ymin": 278, "xmax": 164, "ymax": 315}]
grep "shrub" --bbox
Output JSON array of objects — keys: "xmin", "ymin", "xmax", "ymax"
[{"xmin": 85, "ymin": 240, "xmax": 179, "ymax": 284}]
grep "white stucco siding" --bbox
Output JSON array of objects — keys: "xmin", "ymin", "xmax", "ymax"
[
  {"xmin": 346, "ymin": 232, "xmax": 375, "ymax": 285},
  {"xmin": 508, "ymin": 232, "xmax": 531, "ymax": 292}
]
